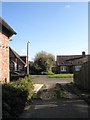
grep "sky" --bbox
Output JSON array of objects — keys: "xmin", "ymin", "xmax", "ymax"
[{"xmin": 2, "ymin": 2, "xmax": 88, "ymax": 61}]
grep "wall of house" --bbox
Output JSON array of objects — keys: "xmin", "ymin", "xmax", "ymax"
[
  {"xmin": 10, "ymin": 49, "xmax": 18, "ymax": 71},
  {"xmin": 10, "ymin": 49, "xmax": 26, "ymax": 72},
  {"xmin": 56, "ymin": 66, "xmax": 72, "ymax": 74},
  {"xmin": 52, "ymin": 66, "xmax": 58, "ymax": 73},
  {"xmin": 0, "ymin": 32, "xmax": 9, "ymax": 83},
  {"xmin": 17, "ymin": 59, "xmax": 26, "ymax": 72}
]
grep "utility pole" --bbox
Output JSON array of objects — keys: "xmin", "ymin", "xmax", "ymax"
[{"xmin": 27, "ymin": 41, "xmax": 30, "ymax": 75}]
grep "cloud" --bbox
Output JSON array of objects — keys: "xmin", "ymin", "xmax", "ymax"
[{"xmin": 65, "ymin": 5, "xmax": 71, "ymax": 9}]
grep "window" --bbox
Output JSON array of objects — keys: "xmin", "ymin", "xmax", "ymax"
[
  {"xmin": 10, "ymin": 62, "xmax": 14, "ymax": 70},
  {"xmin": 18, "ymin": 65, "xmax": 23, "ymax": 70},
  {"xmin": 75, "ymin": 66, "xmax": 81, "ymax": 71},
  {"xmin": 60, "ymin": 66, "xmax": 66, "ymax": 72}
]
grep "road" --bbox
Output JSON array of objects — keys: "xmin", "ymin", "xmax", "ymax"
[{"xmin": 32, "ymin": 75, "xmax": 72, "ymax": 89}]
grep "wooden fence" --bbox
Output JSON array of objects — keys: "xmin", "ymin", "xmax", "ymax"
[{"xmin": 74, "ymin": 61, "xmax": 90, "ymax": 91}]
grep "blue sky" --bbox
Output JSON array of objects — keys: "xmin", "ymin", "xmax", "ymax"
[{"xmin": 2, "ymin": 2, "xmax": 88, "ymax": 61}]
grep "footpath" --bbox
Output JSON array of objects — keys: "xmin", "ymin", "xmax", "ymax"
[{"xmin": 19, "ymin": 75, "xmax": 89, "ymax": 118}]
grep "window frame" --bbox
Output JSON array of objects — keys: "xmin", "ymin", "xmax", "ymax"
[
  {"xmin": 60, "ymin": 66, "xmax": 66, "ymax": 72},
  {"xmin": 75, "ymin": 66, "xmax": 81, "ymax": 71}
]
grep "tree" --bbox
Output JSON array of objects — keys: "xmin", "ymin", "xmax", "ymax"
[{"xmin": 33, "ymin": 51, "xmax": 55, "ymax": 74}]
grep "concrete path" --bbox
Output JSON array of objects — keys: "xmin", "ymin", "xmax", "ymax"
[
  {"xmin": 20, "ymin": 99, "xmax": 88, "ymax": 118},
  {"xmin": 19, "ymin": 75, "xmax": 89, "ymax": 118}
]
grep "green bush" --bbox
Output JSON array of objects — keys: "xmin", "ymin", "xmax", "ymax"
[
  {"xmin": 10, "ymin": 76, "xmax": 34, "ymax": 100},
  {"xmin": 54, "ymin": 83, "xmax": 67, "ymax": 98},
  {"xmin": 10, "ymin": 74, "xmax": 27, "ymax": 81},
  {"xmin": 2, "ymin": 76, "xmax": 34, "ymax": 118}
]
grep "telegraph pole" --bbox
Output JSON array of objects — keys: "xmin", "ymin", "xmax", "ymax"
[{"xmin": 27, "ymin": 41, "xmax": 30, "ymax": 75}]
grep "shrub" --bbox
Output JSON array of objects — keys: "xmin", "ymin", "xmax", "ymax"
[
  {"xmin": 10, "ymin": 74, "xmax": 27, "ymax": 81},
  {"xmin": 10, "ymin": 76, "xmax": 34, "ymax": 100},
  {"xmin": 2, "ymin": 76, "xmax": 34, "ymax": 118},
  {"xmin": 54, "ymin": 83, "xmax": 67, "ymax": 98}
]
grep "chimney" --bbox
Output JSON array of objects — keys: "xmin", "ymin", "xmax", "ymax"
[{"xmin": 82, "ymin": 51, "xmax": 85, "ymax": 57}]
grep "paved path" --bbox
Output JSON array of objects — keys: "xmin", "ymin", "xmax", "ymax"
[
  {"xmin": 19, "ymin": 75, "xmax": 88, "ymax": 118},
  {"xmin": 20, "ymin": 99, "xmax": 88, "ymax": 118}
]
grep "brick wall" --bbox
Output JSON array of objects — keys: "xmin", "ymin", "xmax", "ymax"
[{"xmin": 0, "ymin": 32, "xmax": 9, "ymax": 83}]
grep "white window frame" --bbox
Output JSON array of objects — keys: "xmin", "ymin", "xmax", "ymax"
[
  {"xmin": 75, "ymin": 66, "xmax": 81, "ymax": 71},
  {"xmin": 60, "ymin": 66, "xmax": 66, "ymax": 72}
]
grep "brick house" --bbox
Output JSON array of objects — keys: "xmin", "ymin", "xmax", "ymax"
[
  {"xmin": 10, "ymin": 47, "xmax": 27, "ymax": 73},
  {"xmin": 0, "ymin": 16, "xmax": 16, "ymax": 83},
  {"xmin": 52, "ymin": 52, "xmax": 88, "ymax": 74}
]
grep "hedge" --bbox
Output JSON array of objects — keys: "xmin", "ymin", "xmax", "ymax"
[{"xmin": 2, "ymin": 76, "xmax": 34, "ymax": 118}]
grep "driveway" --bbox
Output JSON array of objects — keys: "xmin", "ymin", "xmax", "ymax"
[{"xmin": 19, "ymin": 75, "xmax": 88, "ymax": 118}]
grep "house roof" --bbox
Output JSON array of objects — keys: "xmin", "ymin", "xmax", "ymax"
[
  {"xmin": 57, "ymin": 55, "xmax": 82, "ymax": 63},
  {"xmin": 66, "ymin": 55, "xmax": 88, "ymax": 62},
  {"xmin": 66, "ymin": 56, "xmax": 83, "ymax": 61},
  {"xmin": 57, "ymin": 54, "xmax": 88, "ymax": 65},
  {"xmin": 10, "ymin": 47, "xmax": 26, "ymax": 65},
  {"xmin": 0, "ymin": 16, "xmax": 17, "ymax": 37}
]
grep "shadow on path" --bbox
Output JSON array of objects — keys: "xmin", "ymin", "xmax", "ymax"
[{"xmin": 19, "ymin": 75, "xmax": 88, "ymax": 118}]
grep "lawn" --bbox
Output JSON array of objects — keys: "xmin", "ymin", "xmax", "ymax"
[
  {"xmin": 47, "ymin": 74, "xmax": 73, "ymax": 78},
  {"xmin": 30, "ymin": 75, "xmax": 40, "ymax": 79}
]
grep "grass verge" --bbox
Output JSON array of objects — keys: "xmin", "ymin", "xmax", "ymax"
[
  {"xmin": 47, "ymin": 74, "xmax": 73, "ymax": 78},
  {"xmin": 30, "ymin": 75, "xmax": 40, "ymax": 79}
]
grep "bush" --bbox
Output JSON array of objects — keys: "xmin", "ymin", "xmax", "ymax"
[
  {"xmin": 10, "ymin": 76, "xmax": 34, "ymax": 100},
  {"xmin": 54, "ymin": 83, "xmax": 67, "ymax": 98},
  {"xmin": 10, "ymin": 74, "xmax": 27, "ymax": 81},
  {"xmin": 2, "ymin": 76, "xmax": 34, "ymax": 118}
]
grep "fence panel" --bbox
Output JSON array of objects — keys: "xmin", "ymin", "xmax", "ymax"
[{"xmin": 74, "ymin": 61, "xmax": 90, "ymax": 91}]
